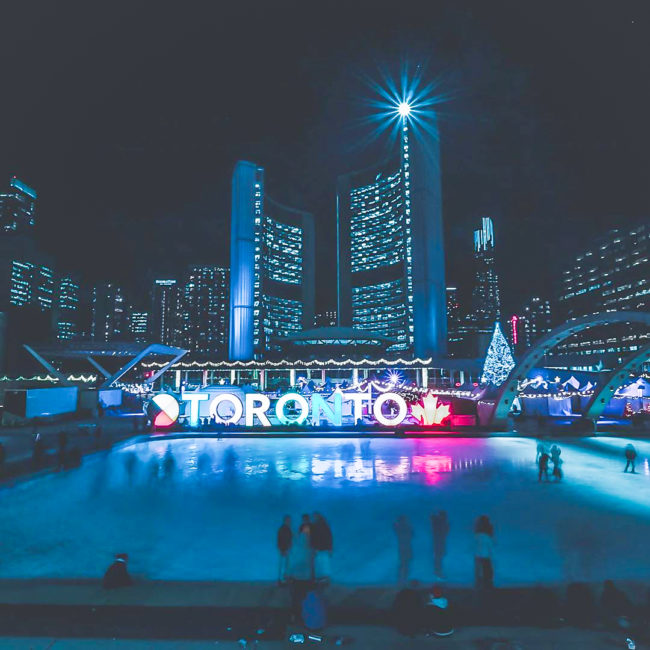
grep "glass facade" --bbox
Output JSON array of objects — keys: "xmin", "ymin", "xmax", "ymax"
[
  {"xmin": 337, "ymin": 115, "xmax": 445, "ymax": 358},
  {"xmin": 0, "ymin": 177, "xmax": 36, "ymax": 234},
  {"xmin": 55, "ymin": 275, "xmax": 80, "ymax": 340},
  {"xmin": 10, "ymin": 261, "xmax": 54, "ymax": 310},
  {"xmin": 556, "ymin": 222, "xmax": 649, "ymax": 367},
  {"xmin": 230, "ymin": 161, "xmax": 315, "ymax": 360}
]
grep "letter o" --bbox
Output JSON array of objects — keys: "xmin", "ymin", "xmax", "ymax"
[
  {"xmin": 373, "ymin": 392, "xmax": 408, "ymax": 426},
  {"xmin": 276, "ymin": 392, "xmax": 310, "ymax": 425},
  {"xmin": 209, "ymin": 393, "xmax": 243, "ymax": 424}
]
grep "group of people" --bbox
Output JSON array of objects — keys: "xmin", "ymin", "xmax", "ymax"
[
  {"xmin": 277, "ymin": 513, "xmax": 333, "ymax": 584},
  {"xmin": 537, "ymin": 443, "xmax": 563, "ymax": 482}
]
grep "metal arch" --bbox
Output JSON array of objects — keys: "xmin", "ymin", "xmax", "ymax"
[
  {"xmin": 583, "ymin": 341, "xmax": 650, "ymax": 422},
  {"xmin": 490, "ymin": 311, "xmax": 650, "ymax": 425}
]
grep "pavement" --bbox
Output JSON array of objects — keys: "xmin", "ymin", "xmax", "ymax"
[{"xmin": 0, "ymin": 626, "xmax": 642, "ymax": 649}]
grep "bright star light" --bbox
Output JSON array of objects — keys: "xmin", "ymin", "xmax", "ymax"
[{"xmin": 397, "ymin": 101, "xmax": 412, "ymax": 118}]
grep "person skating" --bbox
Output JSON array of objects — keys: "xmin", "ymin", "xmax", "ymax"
[
  {"xmin": 311, "ymin": 512, "xmax": 333, "ymax": 583},
  {"xmin": 277, "ymin": 515, "xmax": 292, "ymax": 584},
  {"xmin": 102, "ymin": 553, "xmax": 133, "ymax": 589},
  {"xmin": 550, "ymin": 445, "xmax": 563, "ymax": 482},
  {"xmin": 624, "ymin": 444, "xmax": 637, "ymax": 473},
  {"xmin": 474, "ymin": 515, "xmax": 494, "ymax": 589},
  {"xmin": 394, "ymin": 515, "xmax": 413, "ymax": 585},
  {"xmin": 430, "ymin": 510, "xmax": 449, "ymax": 579},
  {"xmin": 290, "ymin": 514, "xmax": 313, "ymax": 581},
  {"xmin": 538, "ymin": 449, "xmax": 550, "ymax": 482}
]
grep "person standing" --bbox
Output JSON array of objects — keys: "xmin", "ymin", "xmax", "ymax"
[
  {"xmin": 538, "ymin": 449, "xmax": 550, "ymax": 482},
  {"xmin": 277, "ymin": 515, "xmax": 292, "ymax": 584},
  {"xmin": 311, "ymin": 512, "xmax": 333, "ymax": 583},
  {"xmin": 624, "ymin": 444, "xmax": 637, "ymax": 473},
  {"xmin": 474, "ymin": 515, "xmax": 494, "ymax": 589},
  {"xmin": 550, "ymin": 445, "xmax": 563, "ymax": 482},
  {"xmin": 290, "ymin": 514, "xmax": 313, "ymax": 581},
  {"xmin": 394, "ymin": 515, "xmax": 414, "ymax": 585},
  {"xmin": 430, "ymin": 511, "xmax": 449, "ymax": 579}
]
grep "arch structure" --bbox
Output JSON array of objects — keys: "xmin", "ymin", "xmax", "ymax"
[
  {"xmin": 490, "ymin": 311, "xmax": 650, "ymax": 426},
  {"xmin": 583, "ymin": 341, "xmax": 650, "ymax": 422}
]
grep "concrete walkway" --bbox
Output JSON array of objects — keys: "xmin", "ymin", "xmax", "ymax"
[{"xmin": 0, "ymin": 626, "xmax": 640, "ymax": 649}]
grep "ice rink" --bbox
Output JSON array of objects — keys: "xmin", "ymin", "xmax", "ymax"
[{"xmin": 1, "ymin": 435, "xmax": 649, "ymax": 586}]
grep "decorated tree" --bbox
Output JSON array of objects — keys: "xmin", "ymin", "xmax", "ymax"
[{"xmin": 481, "ymin": 322, "xmax": 516, "ymax": 387}]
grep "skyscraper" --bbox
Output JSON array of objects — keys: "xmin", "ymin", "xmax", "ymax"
[
  {"xmin": 0, "ymin": 177, "xmax": 37, "ymax": 234},
  {"xmin": 556, "ymin": 221, "xmax": 649, "ymax": 367},
  {"xmin": 471, "ymin": 217, "xmax": 501, "ymax": 330},
  {"xmin": 336, "ymin": 111, "xmax": 446, "ymax": 357},
  {"xmin": 229, "ymin": 161, "xmax": 315, "ymax": 360},
  {"xmin": 54, "ymin": 275, "xmax": 80, "ymax": 340},
  {"xmin": 129, "ymin": 310, "xmax": 149, "ymax": 343},
  {"xmin": 91, "ymin": 283, "xmax": 126, "ymax": 342},
  {"xmin": 150, "ymin": 279, "xmax": 179, "ymax": 345},
  {"xmin": 181, "ymin": 265, "xmax": 229, "ymax": 357}
]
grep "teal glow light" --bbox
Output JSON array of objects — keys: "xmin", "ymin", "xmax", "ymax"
[{"xmin": 397, "ymin": 101, "xmax": 412, "ymax": 118}]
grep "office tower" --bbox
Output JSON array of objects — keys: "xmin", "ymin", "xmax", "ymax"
[
  {"xmin": 150, "ymin": 279, "xmax": 179, "ymax": 345},
  {"xmin": 0, "ymin": 177, "xmax": 37, "ymax": 235},
  {"xmin": 508, "ymin": 298, "xmax": 552, "ymax": 354},
  {"xmin": 314, "ymin": 310, "xmax": 337, "ymax": 327},
  {"xmin": 129, "ymin": 311, "xmax": 149, "ymax": 343},
  {"xmin": 9, "ymin": 260, "xmax": 55, "ymax": 310},
  {"xmin": 54, "ymin": 275, "xmax": 80, "ymax": 340},
  {"xmin": 556, "ymin": 221, "xmax": 649, "ymax": 367},
  {"xmin": 91, "ymin": 282, "xmax": 126, "ymax": 342},
  {"xmin": 336, "ymin": 110, "xmax": 446, "ymax": 358},
  {"xmin": 229, "ymin": 161, "xmax": 315, "ymax": 360},
  {"xmin": 446, "ymin": 286, "xmax": 462, "ymax": 355},
  {"xmin": 471, "ymin": 217, "xmax": 501, "ymax": 329},
  {"xmin": 182, "ymin": 265, "xmax": 229, "ymax": 357}
]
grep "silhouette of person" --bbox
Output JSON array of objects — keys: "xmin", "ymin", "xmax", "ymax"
[
  {"xmin": 538, "ymin": 450, "xmax": 550, "ymax": 482},
  {"xmin": 277, "ymin": 515, "xmax": 292, "ymax": 584},
  {"xmin": 103, "ymin": 553, "xmax": 133, "ymax": 589},
  {"xmin": 550, "ymin": 445, "xmax": 563, "ymax": 481},
  {"xmin": 430, "ymin": 511, "xmax": 449, "ymax": 578},
  {"xmin": 624, "ymin": 444, "xmax": 637, "ymax": 473},
  {"xmin": 311, "ymin": 512, "xmax": 333, "ymax": 582},
  {"xmin": 474, "ymin": 515, "xmax": 494, "ymax": 589},
  {"xmin": 394, "ymin": 515, "xmax": 413, "ymax": 585}
]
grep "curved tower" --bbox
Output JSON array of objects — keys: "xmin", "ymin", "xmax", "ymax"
[
  {"xmin": 337, "ymin": 114, "xmax": 446, "ymax": 358},
  {"xmin": 229, "ymin": 161, "xmax": 315, "ymax": 360}
]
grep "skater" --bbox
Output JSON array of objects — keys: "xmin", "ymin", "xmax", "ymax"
[
  {"xmin": 394, "ymin": 515, "xmax": 414, "ymax": 585},
  {"xmin": 536, "ymin": 441, "xmax": 546, "ymax": 464},
  {"xmin": 311, "ymin": 512, "xmax": 333, "ymax": 582},
  {"xmin": 538, "ymin": 448, "xmax": 550, "ymax": 482},
  {"xmin": 102, "ymin": 553, "xmax": 133, "ymax": 589},
  {"xmin": 550, "ymin": 445, "xmax": 563, "ymax": 481},
  {"xmin": 277, "ymin": 515, "xmax": 292, "ymax": 584},
  {"xmin": 430, "ymin": 510, "xmax": 449, "ymax": 578},
  {"xmin": 624, "ymin": 444, "xmax": 637, "ymax": 473},
  {"xmin": 474, "ymin": 515, "xmax": 494, "ymax": 589}
]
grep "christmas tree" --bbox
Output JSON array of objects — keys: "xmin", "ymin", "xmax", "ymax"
[{"xmin": 481, "ymin": 322, "xmax": 516, "ymax": 386}]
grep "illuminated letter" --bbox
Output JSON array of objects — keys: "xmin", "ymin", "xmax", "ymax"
[
  {"xmin": 182, "ymin": 391, "xmax": 209, "ymax": 427},
  {"xmin": 311, "ymin": 393, "xmax": 342, "ymax": 426},
  {"xmin": 276, "ymin": 392, "xmax": 309, "ymax": 425},
  {"xmin": 373, "ymin": 392, "xmax": 408, "ymax": 426},
  {"xmin": 344, "ymin": 391, "xmax": 371, "ymax": 423},
  {"xmin": 209, "ymin": 393, "xmax": 244, "ymax": 424},
  {"xmin": 245, "ymin": 393, "xmax": 271, "ymax": 427}
]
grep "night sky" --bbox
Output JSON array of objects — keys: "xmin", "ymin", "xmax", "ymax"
[{"xmin": 1, "ymin": 0, "xmax": 649, "ymax": 315}]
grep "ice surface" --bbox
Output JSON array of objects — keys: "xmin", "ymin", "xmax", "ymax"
[{"xmin": 0, "ymin": 435, "xmax": 648, "ymax": 586}]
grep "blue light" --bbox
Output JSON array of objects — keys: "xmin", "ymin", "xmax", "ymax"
[{"xmin": 397, "ymin": 102, "xmax": 412, "ymax": 118}]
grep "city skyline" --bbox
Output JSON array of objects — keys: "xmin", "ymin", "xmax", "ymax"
[{"xmin": 1, "ymin": 1, "xmax": 649, "ymax": 318}]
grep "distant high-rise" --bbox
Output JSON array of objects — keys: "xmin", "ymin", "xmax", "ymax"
[
  {"xmin": 471, "ymin": 217, "xmax": 501, "ymax": 330},
  {"xmin": 91, "ymin": 283, "xmax": 126, "ymax": 342},
  {"xmin": 337, "ymin": 111, "xmax": 446, "ymax": 357},
  {"xmin": 129, "ymin": 311, "xmax": 149, "ymax": 343},
  {"xmin": 229, "ymin": 161, "xmax": 315, "ymax": 360},
  {"xmin": 556, "ymin": 221, "xmax": 649, "ymax": 367},
  {"xmin": 314, "ymin": 310, "xmax": 337, "ymax": 327},
  {"xmin": 0, "ymin": 177, "xmax": 37, "ymax": 235},
  {"xmin": 150, "ymin": 279, "xmax": 179, "ymax": 345},
  {"xmin": 181, "ymin": 265, "xmax": 229, "ymax": 357},
  {"xmin": 54, "ymin": 275, "xmax": 80, "ymax": 340},
  {"xmin": 9, "ymin": 260, "xmax": 55, "ymax": 311}
]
